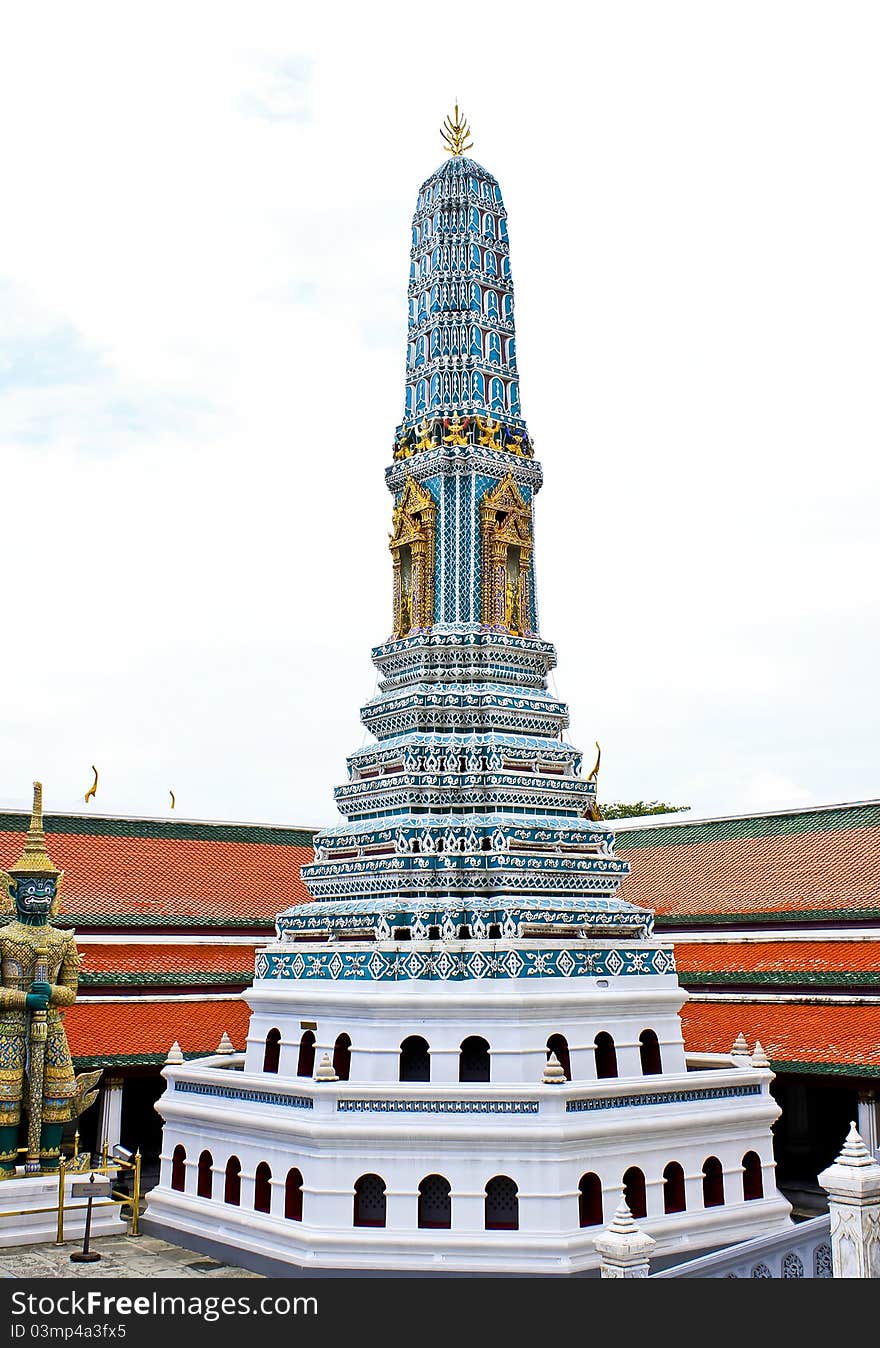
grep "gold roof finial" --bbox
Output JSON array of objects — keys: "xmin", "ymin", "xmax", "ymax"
[
  {"xmin": 441, "ymin": 101, "xmax": 473, "ymax": 157},
  {"xmin": 9, "ymin": 781, "xmax": 61, "ymax": 877}
]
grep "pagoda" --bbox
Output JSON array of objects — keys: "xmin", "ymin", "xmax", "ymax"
[{"xmin": 146, "ymin": 110, "xmax": 792, "ymax": 1274}]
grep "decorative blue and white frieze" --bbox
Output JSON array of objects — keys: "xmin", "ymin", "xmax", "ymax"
[
  {"xmin": 253, "ymin": 944, "xmax": 674, "ymax": 983},
  {"xmin": 174, "ymin": 1081, "xmax": 313, "ymax": 1110},
  {"xmin": 566, "ymin": 1084, "xmax": 763, "ymax": 1112},
  {"xmin": 337, "ymin": 1099, "xmax": 540, "ymax": 1115}
]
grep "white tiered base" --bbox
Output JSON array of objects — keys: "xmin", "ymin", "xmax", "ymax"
[{"xmin": 0, "ymin": 1170, "xmax": 127, "ymax": 1247}]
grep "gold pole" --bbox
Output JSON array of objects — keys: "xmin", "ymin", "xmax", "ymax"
[
  {"xmin": 101, "ymin": 1139, "xmax": 109, "ymax": 1171},
  {"xmin": 128, "ymin": 1149, "xmax": 142, "ymax": 1237},
  {"xmin": 25, "ymin": 946, "xmax": 50, "ymax": 1173},
  {"xmin": 73, "ymin": 1130, "xmax": 79, "ymax": 1162},
  {"xmin": 55, "ymin": 1156, "xmax": 66, "ymax": 1244}
]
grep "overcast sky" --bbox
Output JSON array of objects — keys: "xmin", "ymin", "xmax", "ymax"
[{"xmin": 1, "ymin": 2, "xmax": 877, "ymax": 828}]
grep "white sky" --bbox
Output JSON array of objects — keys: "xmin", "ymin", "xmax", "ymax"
[{"xmin": 1, "ymin": 2, "xmax": 878, "ymax": 828}]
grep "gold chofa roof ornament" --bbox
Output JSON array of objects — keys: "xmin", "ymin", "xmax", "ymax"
[
  {"xmin": 9, "ymin": 781, "xmax": 61, "ymax": 878},
  {"xmin": 441, "ymin": 102, "xmax": 473, "ymax": 156}
]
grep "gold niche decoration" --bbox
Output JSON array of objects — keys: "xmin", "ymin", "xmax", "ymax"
[
  {"xmin": 480, "ymin": 473, "xmax": 533, "ymax": 635},
  {"xmin": 413, "ymin": 418, "xmax": 436, "ymax": 452},
  {"xmin": 476, "ymin": 415, "xmax": 502, "ymax": 451},
  {"xmin": 441, "ymin": 414, "xmax": 469, "ymax": 447},
  {"xmin": 389, "ymin": 476, "xmax": 436, "ymax": 639},
  {"xmin": 440, "ymin": 102, "xmax": 473, "ymax": 157}
]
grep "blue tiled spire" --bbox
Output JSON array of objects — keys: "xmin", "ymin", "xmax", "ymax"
[
  {"xmin": 295, "ymin": 129, "xmax": 643, "ymax": 944},
  {"xmin": 399, "ymin": 156, "xmax": 524, "ymax": 437}
]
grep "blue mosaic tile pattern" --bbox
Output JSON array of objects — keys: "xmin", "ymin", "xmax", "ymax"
[
  {"xmin": 566, "ymin": 1084, "xmax": 762, "ymax": 1112},
  {"xmin": 337, "ymin": 1099, "xmax": 540, "ymax": 1114},
  {"xmin": 255, "ymin": 945, "xmax": 674, "ymax": 983},
  {"xmin": 174, "ymin": 1080, "xmax": 314, "ymax": 1109}
]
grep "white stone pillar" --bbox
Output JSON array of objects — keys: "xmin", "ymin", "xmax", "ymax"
[
  {"xmin": 96, "ymin": 1077, "xmax": 124, "ymax": 1152},
  {"xmin": 818, "ymin": 1122, "xmax": 880, "ymax": 1279},
  {"xmin": 593, "ymin": 1199, "xmax": 656, "ymax": 1278},
  {"xmin": 857, "ymin": 1092, "xmax": 880, "ymax": 1162}
]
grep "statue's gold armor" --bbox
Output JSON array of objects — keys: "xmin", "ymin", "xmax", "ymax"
[
  {"xmin": 0, "ymin": 782, "xmax": 98, "ymax": 1176},
  {"xmin": 0, "ymin": 921, "xmax": 80, "ymax": 1128}
]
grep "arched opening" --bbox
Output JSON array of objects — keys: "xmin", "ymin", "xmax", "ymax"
[
  {"xmin": 333, "ymin": 1034, "xmax": 352, "ymax": 1082},
  {"xmin": 485, "ymin": 1176, "xmax": 518, "ymax": 1230},
  {"xmin": 702, "ymin": 1156, "xmax": 725, "ymax": 1208},
  {"xmin": 546, "ymin": 1034, "xmax": 571, "ymax": 1080},
  {"xmin": 578, "ymin": 1173, "xmax": 603, "ymax": 1228},
  {"xmin": 353, "ymin": 1174, "xmax": 387, "ymax": 1228},
  {"xmin": 297, "ymin": 1030, "xmax": 316, "ymax": 1078},
  {"xmin": 623, "ymin": 1166, "xmax": 647, "ymax": 1220},
  {"xmin": 263, "ymin": 1028, "xmax": 281, "ymax": 1074},
  {"xmin": 418, "ymin": 1174, "xmax": 452, "ymax": 1229},
  {"xmin": 399, "ymin": 1035, "xmax": 431, "ymax": 1082},
  {"xmin": 459, "ymin": 1036, "xmax": 490, "ymax": 1083},
  {"xmin": 663, "ymin": 1161, "xmax": 686, "ymax": 1214},
  {"xmin": 639, "ymin": 1029, "xmax": 662, "ymax": 1076},
  {"xmin": 197, "ymin": 1150, "xmax": 213, "ymax": 1200},
  {"xmin": 285, "ymin": 1168, "xmax": 303, "ymax": 1221},
  {"xmin": 742, "ymin": 1151, "xmax": 764, "ymax": 1201},
  {"xmin": 254, "ymin": 1161, "xmax": 272, "ymax": 1214},
  {"xmin": 594, "ymin": 1032, "xmax": 618, "ymax": 1080},
  {"xmin": 224, "ymin": 1156, "xmax": 241, "ymax": 1207},
  {"xmin": 171, "ymin": 1144, "xmax": 186, "ymax": 1193}
]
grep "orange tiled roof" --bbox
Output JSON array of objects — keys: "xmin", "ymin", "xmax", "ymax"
[
  {"xmin": 681, "ymin": 1000, "xmax": 880, "ymax": 1074},
  {"xmin": 0, "ymin": 811, "xmax": 316, "ymax": 926},
  {"xmin": 79, "ymin": 943, "xmax": 261, "ymax": 976},
  {"xmin": 674, "ymin": 941, "xmax": 880, "ymax": 975},
  {"xmin": 64, "ymin": 998, "xmax": 251, "ymax": 1064},
  {"xmin": 614, "ymin": 803, "xmax": 880, "ymax": 921}
]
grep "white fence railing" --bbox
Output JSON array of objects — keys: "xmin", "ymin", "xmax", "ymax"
[{"xmin": 649, "ymin": 1214, "xmax": 831, "ymax": 1278}]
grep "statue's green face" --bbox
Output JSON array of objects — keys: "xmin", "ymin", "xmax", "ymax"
[{"xmin": 14, "ymin": 876, "xmax": 54, "ymax": 921}]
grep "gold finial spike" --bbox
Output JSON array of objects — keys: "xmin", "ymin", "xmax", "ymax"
[
  {"xmin": 441, "ymin": 101, "xmax": 473, "ymax": 157},
  {"xmin": 9, "ymin": 781, "xmax": 60, "ymax": 876},
  {"xmin": 587, "ymin": 742, "xmax": 601, "ymax": 783},
  {"xmin": 169, "ymin": 790, "xmax": 175, "ymax": 810},
  {"xmin": 84, "ymin": 765, "xmax": 98, "ymax": 805}
]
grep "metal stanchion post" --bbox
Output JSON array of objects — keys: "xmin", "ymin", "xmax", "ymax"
[
  {"xmin": 129, "ymin": 1150, "xmax": 142, "ymax": 1237},
  {"xmin": 55, "ymin": 1156, "xmax": 67, "ymax": 1245},
  {"xmin": 70, "ymin": 1173, "xmax": 101, "ymax": 1264}
]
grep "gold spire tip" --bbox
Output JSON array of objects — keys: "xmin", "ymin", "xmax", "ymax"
[{"xmin": 441, "ymin": 101, "xmax": 473, "ymax": 157}]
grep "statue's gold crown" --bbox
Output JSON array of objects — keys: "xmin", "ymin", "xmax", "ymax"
[{"xmin": 9, "ymin": 781, "xmax": 61, "ymax": 878}]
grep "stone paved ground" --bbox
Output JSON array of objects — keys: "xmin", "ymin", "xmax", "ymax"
[{"xmin": 0, "ymin": 1234, "xmax": 262, "ymax": 1279}]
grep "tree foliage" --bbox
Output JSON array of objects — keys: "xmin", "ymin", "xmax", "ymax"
[{"xmin": 598, "ymin": 800, "xmax": 690, "ymax": 820}]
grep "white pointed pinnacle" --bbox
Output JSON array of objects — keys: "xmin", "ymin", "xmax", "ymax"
[
  {"xmin": 751, "ymin": 1040, "xmax": 770, "ymax": 1069},
  {"xmin": 215, "ymin": 1032, "xmax": 235, "ymax": 1055},
  {"xmin": 608, "ymin": 1197, "xmax": 642, "ymax": 1237},
  {"xmin": 543, "ymin": 1052, "xmax": 567, "ymax": 1084},
  {"xmin": 731, "ymin": 1032, "xmax": 750, "ymax": 1057},
  {"xmin": 165, "ymin": 1040, "xmax": 184, "ymax": 1065},
  {"xmin": 836, "ymin": 1121, "xmax": 875, "ymax": 1169},
  {"xmin": 593, "ymin": 1193, "xmax": 657, "ymax": 1272},
  {"xmin": 314, "ymin": 1053, "xmax": 338, "ymax": 1082}
]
